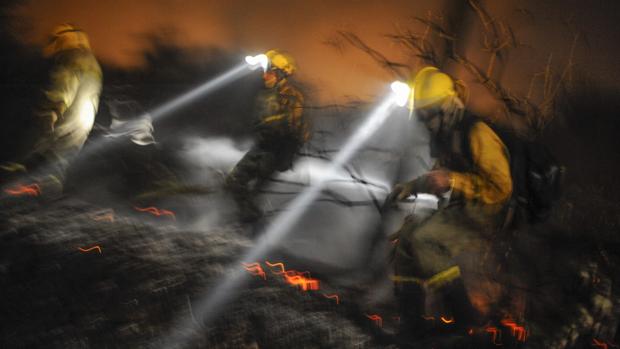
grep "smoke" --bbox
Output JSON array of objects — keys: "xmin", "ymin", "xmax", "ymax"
[
  {"xmin": 105, "ymin": 99, "xmax": 156, "ymax": 146},
  {"xmin": 169, "ymin": 136, "xmax": 246, "ymax": 229},
  {"xmin": 172, "ymin": 101, "xmax": 434, "ymax": 274},
  {"xmin": 108, "ymin": 116, "xmax": 156, "ymax": 145},
  {"xmin": 182, "ymin": 136, "xmax": 248, "ymax": 173}
]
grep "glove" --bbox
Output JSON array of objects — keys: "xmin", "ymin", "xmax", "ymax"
[
  {"xmin": 424, "ymin": 170, "xmax": 452, "ymax": 196},
  {"xmin": 388, "ymin": 177, "xmax": 423, "ymax": 203},
  {"xmin": 388, "ymin": 170, "xmax": 452, "ymax": 203}
]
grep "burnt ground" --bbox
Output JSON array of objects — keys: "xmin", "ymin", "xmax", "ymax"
[
  {"xmin": 0, "ymin": 196, "xmax": 393, "ymax": 349},
  {"xmin": 0, "ymin": 180, "xmax": 619, "ymax": 349}
]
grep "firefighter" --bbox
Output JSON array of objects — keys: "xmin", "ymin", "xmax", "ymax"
[
  {"xmin": 388, "ymin": 67, "xmax": 512, "ymax": 344},
  {"xmin": 2, "ymin": 23, "xmax": 102, "ymax": 194},
  {"xmin": 226, "ymin": 49, "xmax": 308, "ymax": 223}
]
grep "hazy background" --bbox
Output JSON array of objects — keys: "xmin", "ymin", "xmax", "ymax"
[{"xmin": 10, "ymin": 0, "xmax": 620, "ymax": 106}]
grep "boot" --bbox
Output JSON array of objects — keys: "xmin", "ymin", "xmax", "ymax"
[{"xmin": 395, "ymin": 282, "xmax": 435, "ymax": 346}]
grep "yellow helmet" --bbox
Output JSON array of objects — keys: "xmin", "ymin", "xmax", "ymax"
[
  {"xmin": 51, "ymin": 23, "xmax": 80, "ymax": 37},
  {"xmin": 265, "ymin": 49, "xmax": 297, "ymax": 76},
  {"xmin": 408, "ymin": 66, "xmax": 456, "ymax": 110},
  {"xmin": 43, "ymin": 23, "xmax": 91, "ymax": 57}
]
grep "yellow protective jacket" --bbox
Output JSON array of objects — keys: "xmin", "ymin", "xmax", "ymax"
[
  {"xmin": 448, "ymin": 121, "xmax": 512, "ymax": 206},
  {"xmin": 32, "ymin": 47, "xmax": 102, "ymax": 159},
  {"xmin": 255, "ymin": 80, "xmax": 308, "ymax": 144}
]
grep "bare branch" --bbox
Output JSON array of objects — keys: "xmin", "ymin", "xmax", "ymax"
[
  {"xmin": 322, "ymin": 35, "xmax": 346, "ymax": 54},
  {"xmin": 337, "ymin": 31, "xmax": 409, "ymax": 79},
  {"xmin": 343, "ymin": 164, "xmax": 385, "ymax": 213},
  {"xmin": 548, "ymin": 33, "xmax": 579, "ymax": 100},
  {"xmin": 261, "ymin": 187, "xmax": 380, "ymax": 211},
  {"xmin": 337, "ymin": 0, "xmax": 575, "ymax": 134},
  {"xmin": 386, "ymin": 30, "xmax": 440, "ymax": 66},
  {"xmin": 413, "ymin": 17, "xmax": 457, "ymax": 41}
]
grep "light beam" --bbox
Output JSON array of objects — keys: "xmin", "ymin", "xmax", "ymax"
[
  {"xmin": 1, "ymin": 59, "xmax": 257, "ymax": 196},
  {"xmin": 155, "ymin": 93, "xmax": 401, "ymax": 348},
  {"xmin": 148, "ymin": 63, "xmax": 252, "ymax": 123}
]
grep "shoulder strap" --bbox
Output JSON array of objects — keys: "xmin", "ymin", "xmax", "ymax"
[{"xmin": 458, "ymin": 111, "xmax": 480, "ymax": 165}]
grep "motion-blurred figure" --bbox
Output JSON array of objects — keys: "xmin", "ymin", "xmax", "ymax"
[
  {"xmin": 388, "ymin": 67, "xmax": 512, "ymax": 343},
  {"xmin": 226, "ymin": 49, "xmax": 308, "ymax": 223},
  {"xmin": 1, "ymin": 24, "xmax": 102, "ymax": 194}
]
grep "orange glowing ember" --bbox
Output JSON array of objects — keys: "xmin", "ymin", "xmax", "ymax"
[
  {"xmin": 4, "ymin": 183, "xmax": 41, "ymax": 197},
  {"xmin": 134, "ymin": 206, "xmax": 176, "ymax": 220},
  {"xmin": 440, "ymin": 316, "xmax": 455, "ymax": 324},
  {"xmin": 486, "ymin": 326, "xmax": 502, "ymax": 345},
  {"xmin": 282, "ymin": 271, "xmax": 320, "ymax": 291},
  {"xmin": 500, "ymin": 318, "xmax": 527, "ymax": 342},
  {"xmin": 265, "ymin": 261, "xmax": 313, "ymax": 277},
  {"xmin": 265, "ymin": 261, "xmax": 286, "ymax": 273},
  {"xmin": 366, "ymin": 314, "xmax": 383, "ymax": 328},
  {"xmin": 592, "ymin": 338, "xmax": 618, "ymax": 349},
  {"xmin": 242, "ymin": 262, "xmax": 266, "ymax": 280},
  {"xmin": 265, "ymin": 260, "xmax": 320, "ymax": 291},
  {"xmin": 78, "ymin": 245, "xmax": 102, "ymax": 254},
  {"xmin": 323, "ymin": 293, "xmax": 340, "ymax": 304}
]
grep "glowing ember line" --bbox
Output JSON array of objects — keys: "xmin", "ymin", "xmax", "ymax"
[
  {"xmin": 4, "ymin": 183, "xmax": 41, "ymax": 197},
  {"xmin": 134, "ymin": 206, "xmax": 176, "ymax": 220},
  {"xmin": 265, "ymin": 261, "xmax": 319, "ymax": 291},
  {"xmin": 323, "ymin": 294, "xmax": 340, "ymax": 304},
  {"xmin": 486, "ymin": 327, "xmax": 502, "ymax": 345},
  {"xmin": 264, "ymin": 261, "xmax": 285, "ymax": 273},
  {"xmin": 284, "ymin": 269, "xmax": 312, "ymax": 278},
  {"xmin": 241, "ymin": 262, "xmax": 266, "ymax": 280},
  {"xmin": 440, "ymin": 316, "xmax": 455, "ymax": 324},
  {"xmin": 422, "ymin": 315, "xmax": 435, "ymax": 321},
  {"xmin": 593, "ymin": 339, "xmax": 607, "ymax": 349},
  {"xmin": 265, "ymin": 261, "xmax": 312, "ymax": 278},
  {"xmin": 283, "ymin": 272, "xmax": 319, "ymax": 291},
  {"xmin": 78, "ymin": 245, "xmax": 102, "ymax": 254},
  {"xmin": 500, "ymin": 318, "xmax": 527, "ymax": 342},
  {"xmin": 366, "ymin": 314, "xmax": 383, "ymax": 328}
]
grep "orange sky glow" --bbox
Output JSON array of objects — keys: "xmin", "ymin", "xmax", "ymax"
[{"xmin": 12, "ymin": 0, "xmax": 620, "ymax": 106}]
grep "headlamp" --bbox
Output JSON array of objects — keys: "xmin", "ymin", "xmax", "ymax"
[
  {"xmin": 245, "ymin": 54, "xmax": 269, "ymax": 72},
  {"xmin": 390, "ymin": 81, "xmax": 412, "ymax": 107}
]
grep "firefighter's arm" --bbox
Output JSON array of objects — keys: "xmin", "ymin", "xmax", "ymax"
[
  {"xmin": 450, "ymin": 122, "xmax": 512, "ymax": 205},
  {"xmin": 39, "ymin": 62, "xmax": 80, "ymax": 131}
]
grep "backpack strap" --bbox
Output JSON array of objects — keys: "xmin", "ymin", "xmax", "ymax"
[
  {"xmin": 458, "ymin": 111, "xmax": 479, "ymax": 166},
  {"xmin": 459, "ymin": 112, "xmax": 525, "ymax": 231}
]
